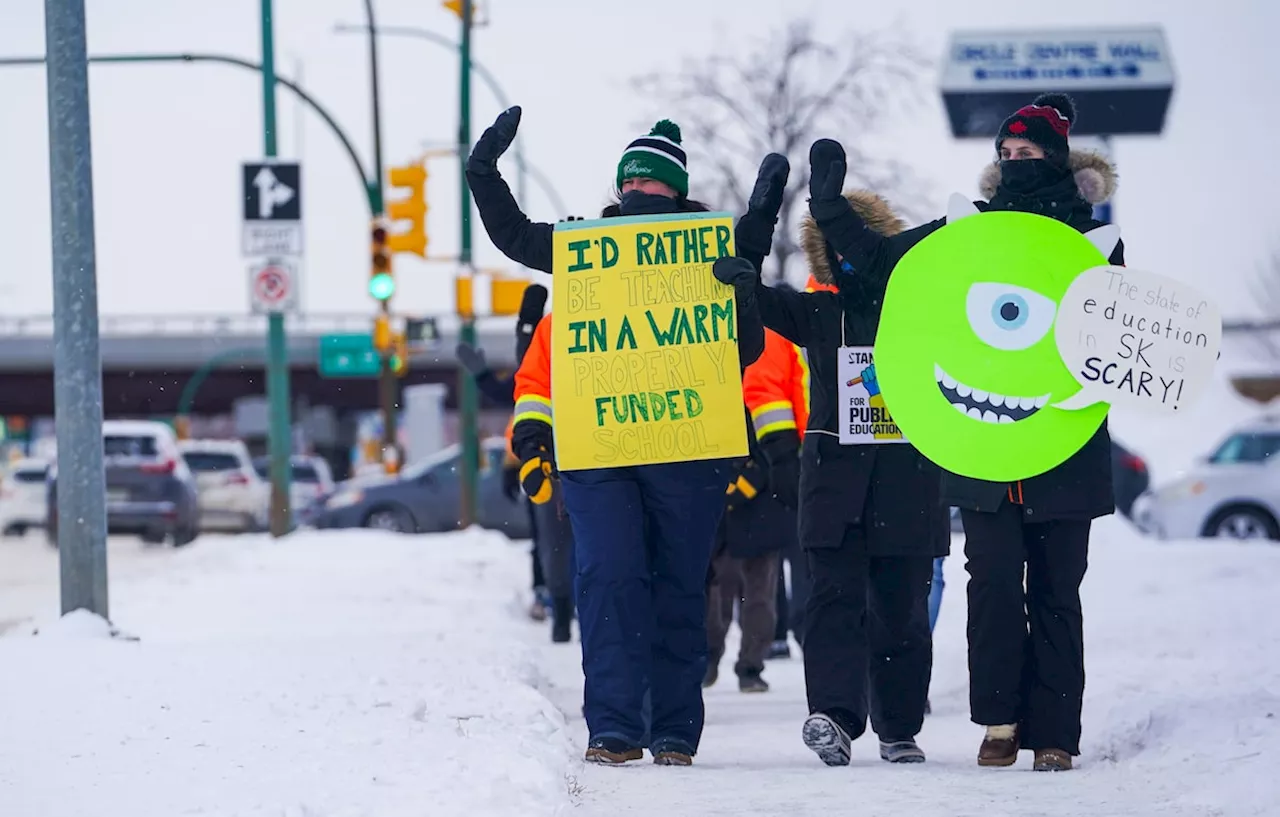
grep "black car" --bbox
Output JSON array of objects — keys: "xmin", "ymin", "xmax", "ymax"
[{"xmin": 47, "ymin": 420, "xmax": 200, "ymax": 547}]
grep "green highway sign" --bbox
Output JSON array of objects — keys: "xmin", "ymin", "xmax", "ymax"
[{"xmin": 319, "ymin": 333, "xmax": 380, "ymax": 378}]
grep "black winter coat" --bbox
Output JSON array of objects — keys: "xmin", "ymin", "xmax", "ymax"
[
  {"xmin": 748, "ymin": 190, "xmax": 949, "ymax": 558},
  {"xmin": 814, "ymin": 152, "xmax": 1125, "ymax": 523}
]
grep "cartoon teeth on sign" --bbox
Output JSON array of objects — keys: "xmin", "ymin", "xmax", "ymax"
[{"xmin": 873, "ymin": 194, "xmax": 1222, "ymax": 483}]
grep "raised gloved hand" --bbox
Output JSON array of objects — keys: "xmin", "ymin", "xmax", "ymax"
[
  {"xmin": 519, "ymin": 446, "xmax": 555, "ymax": 505},
  {"xmin": 468, "ymin": 106, "xmax": 522, "ymax": 175},
  {"xmin": 456, "ymin": 342, "xmax": 487, "ymax": 376},
  {"xmin": 760, "ymin": 431, "xmax": 801, "ymax": 510},
  {"xmin": 808, "ymin": 138, "xmax": 848, "ymax": 203},
  {"xmin": 736, "ymin": 153, "xmax": 791, "ymax": 261},
  {"xmin": 712, "ymin": 256, "xmax": 758, "ymax": 289}
]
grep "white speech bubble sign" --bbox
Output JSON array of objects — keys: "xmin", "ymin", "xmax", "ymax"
[{"xmin": 1053, "ymin": 265, "xmax": 1222, "ymax": 415}]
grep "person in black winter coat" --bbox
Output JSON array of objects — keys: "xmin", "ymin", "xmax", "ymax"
[
  {"xmin": 799, "ymin": 93, "xmax": 1123, "ymax": 773},
  {"xmin": 714, "ymin": 154, "xmax": 949, "ymax": 767},
  {"xmin": 466, "ymin": 106, "xmax": 764, "ymax": 767},
  {"xmin": 704, "ymin": 411, "xmax": 794, "ymax": 694}
]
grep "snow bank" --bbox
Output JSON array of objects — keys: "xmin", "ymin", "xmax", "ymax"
[{"xmin": 0, "ymin": 529, "xmax": 576, "ymax": 817}]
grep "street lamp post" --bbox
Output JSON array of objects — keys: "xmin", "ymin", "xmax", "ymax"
[{"xmin": 456, "ymin": 0, "xmax": 480, "ymax": 527}]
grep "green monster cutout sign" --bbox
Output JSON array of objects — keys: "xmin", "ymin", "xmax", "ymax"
[{"xmin": 874, "ymin": 195, "xmax": 1122, "ymax": 483}]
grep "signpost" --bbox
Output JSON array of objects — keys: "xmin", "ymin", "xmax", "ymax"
[
  {"xmin": 319, "ymin": 333, "xmax": 381, "ymax": 378},
  {"xmin": 940, "ymin": 26, "xmax": 1176, "ymax": 225},
  {"xmin": 939, "ymin": 27, "xmax": 1175, "ymax": 138},
  {"xmin": 242, "ymin": 161, "xmax": 303, "ymax": 257},
  {"xmin": 248, "ymin": 259, "xmax": 298, "ymax": 314}
]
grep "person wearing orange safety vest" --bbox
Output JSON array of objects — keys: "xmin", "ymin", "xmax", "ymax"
[{"xmin": 509, "ymin": 312, "xmax": 577, "ymax": 646}]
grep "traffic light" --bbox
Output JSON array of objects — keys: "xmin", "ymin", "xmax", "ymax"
[
  {"xmin": 369, "ymin": 222, "xmax": 395, "ymax": 301},
  {"xmin": 442, "ymin": 0, "xmax": 477, "ymax": 19},
  {"xmin": 387, "ymin": 162, "xmax": 428, "ymax": 257},
  {"xmin": 391, "ymin": 331, "xmax": 409, "ymax": 377},
  {"xmin": 373, "ymin": 313, "xmax": 392, "ymax": 353}
]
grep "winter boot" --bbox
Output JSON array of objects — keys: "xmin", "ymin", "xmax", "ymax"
[
  {"xmin": 802, "ymin": 712, "xmax": 852, "ymax": 767},
  {"xmin": 703, "ymin": 655, "xmax": 721, "ymax": 688},
  {"xmin": 879, "ymin": 738, "xmax": 926, "ymax": 763},
  {"xmin": 550, "ymin": 596, "xmax": 573, "ymax": 643},
  {"xmin": 528, "ymin": 586, "xmax": 550, "ymax": 622},
  {"xmin": 737, "ymin": 669, "xmax": 769, "ymax": 693},
  {"xmin": 1033, "ymin": 748, "xmax": 1073, "ymax": 772},
  {"xmin": 977, "ymin": 724, "xmax": 1020, "ymax": 767},
  {"xmin": 650, "ymin": 737, "xmax": 695, "ymax": 766},
  {"xmin": 766, "ymin": 639, "xmax": 791, "ymax": 660},
  {"xmin": 584, "ymin": 737, "xmax": 642, "ymax": 765}
]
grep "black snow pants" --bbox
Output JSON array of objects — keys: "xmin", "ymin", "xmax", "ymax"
[{"xmin": 961, "ymin": 502, "xmax": 1090, "ymax": 755}]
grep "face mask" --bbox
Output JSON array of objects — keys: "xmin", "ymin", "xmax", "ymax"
[
  {"xmin": 618, "ymin": 189, "xmax": 680, "ymax": 216},
  {"xmin": 998, "ymin": 158, "xmax": 1067, "ymax": 196}
]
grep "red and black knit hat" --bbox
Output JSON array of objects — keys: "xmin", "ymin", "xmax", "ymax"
[{"xmin": 995, "ymin": 93, "xmax": 1076, "ymax": 163}]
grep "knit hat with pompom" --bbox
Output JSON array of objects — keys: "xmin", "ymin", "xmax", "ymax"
[
  {"xmin": 617, "ymin": 120, "xmax": 688, "ymax": 197},
  {"xmin": 995, "ymin": 93, "xmax": 1076, "ymax": 165}
]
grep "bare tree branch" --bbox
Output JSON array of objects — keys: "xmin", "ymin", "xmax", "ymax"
[{"xmin": 630, "ymin": 19, "xmax": 932, "ymax": 285}]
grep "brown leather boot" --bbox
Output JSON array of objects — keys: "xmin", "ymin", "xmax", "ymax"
[
  {"xmin": 977, "ymin": 724, "xmax": 1020, "ymax": 767},
  {"xmin": 1033, "ymin": 748, "xmax": 1073, "ymax": 771}
]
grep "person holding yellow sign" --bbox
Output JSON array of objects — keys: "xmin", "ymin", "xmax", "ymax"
[
  {"xmin": 714, "ymin": 153, "xmax": 949, "ymax": 768},
  {"xmin": 468, "ymin": 107, "xmax": 765, "ymax": 767}
]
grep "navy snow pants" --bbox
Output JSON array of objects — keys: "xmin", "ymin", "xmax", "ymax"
[{"xmin": 559, "ymin": 458, "xmax": 729, "ymax": 752}]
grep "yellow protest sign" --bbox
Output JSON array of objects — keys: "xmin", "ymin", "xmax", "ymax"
[{"xmin": 551, "ymin": 211, "xmax": 749, "ymax": 471}]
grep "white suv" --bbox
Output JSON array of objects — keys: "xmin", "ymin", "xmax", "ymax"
[
  {"xmin": 1133, "ymin": 414, "xmax": 1280, "ymax": 541},
  {"xmin": 178, "ymin": 439, "xmax": 269, "ymax": 533},
  {"xmin": 0, "ymin": 458, "xmax": 50, "ymax": 536}
]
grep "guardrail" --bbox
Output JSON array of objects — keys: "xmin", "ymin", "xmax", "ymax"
[{"xmin": 0, "ymin": 312, "xmax": 515, "ymax": 337}]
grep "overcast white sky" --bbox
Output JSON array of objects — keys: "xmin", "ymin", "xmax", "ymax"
[{"xmin": 0, "ymin": 0, "xmax": 1276, "ymax": 321}]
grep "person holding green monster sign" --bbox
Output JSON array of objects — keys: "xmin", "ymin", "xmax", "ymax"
[{"xmin": 807, "ymin": 93, "xmax": 1125, "ymax": 773}]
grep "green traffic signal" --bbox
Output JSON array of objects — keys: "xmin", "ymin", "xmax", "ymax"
[{"xmin": 369, "ymin": 272, "xmax": 395, "ymax": 300}]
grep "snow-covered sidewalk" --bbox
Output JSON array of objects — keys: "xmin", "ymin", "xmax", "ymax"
[
  {"xmin": 5, "ymin": 517, "xmax": 1279, "ymax": 817},
  {"xmin": 0, "ymin": 530, "xmax": 578, "ymax": 817},
  {"xmin": 537, "ymin": 517, "xmax": 1280, "ymax": 817}
]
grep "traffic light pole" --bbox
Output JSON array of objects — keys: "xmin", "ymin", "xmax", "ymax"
[
  {"xmin": 457, "ymin": 0, "xmax": 480, "ymax": 526},
  {"xmin": 364, "ymin": 0, "xmax": 398, "ymax": 468},
  {"xmin": 46, "ymin": 0, "xmax": 109, "ymax": 618},
  {"xmin": 260, "ymin": 0, "xmax": 293, "ymax": 538}
]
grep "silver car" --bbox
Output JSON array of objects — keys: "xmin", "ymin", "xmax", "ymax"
[{"xmin": 1132, "ymin": 417, "xmax": 1280, "ymax": 541}]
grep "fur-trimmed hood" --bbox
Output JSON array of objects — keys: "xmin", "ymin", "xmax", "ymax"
[
  {"xmin": 978, "ymin": 149, "xmax": 1117, "ymax": 205},
  {"xmin": 800, "ymin": 190, "xmax": 907, "ymax": 286}
]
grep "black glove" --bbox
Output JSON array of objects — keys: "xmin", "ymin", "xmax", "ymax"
[
  {"xmin": 724, "ymin": 457, "xmax": 767, "ymax": 512},
  {"xmin": 760, "ymin": 431, "xmax": 801, "ymax": 510},
  {"xmin": 515, "ymin": 284, "xmax": 548, "ymax": 363},
  {"xmin": 457, "ymin": 342, "xmax": 487, "ymax": 376},
  {"xmin": 736, "ymin": 153, "xmax": 791, "ymax": 261},
  {"xmin": 501, "ymin": 463, "xmax": 521, "ymax": 502},
  {"xmin": 468, "ymin": 106, "xmax": 521, "ymax": 175},
  {"xmin": 712, "ymin": 256, "xmax": 758, "ymax": 288},
  {"xmin": 808, "ymin": 138, "xmax": 848, "ymax": 204}
]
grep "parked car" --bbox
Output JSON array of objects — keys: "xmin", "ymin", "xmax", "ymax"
[
  {"xmin": 1132, "ymin": 417, "xmax": 1280, "ymax": 541},
  {"xmin": 312, "ymin": 437, "xmax": 531, "ymax": 539},
  {"xmin": 179, "ymin": 439, "xmax": 269, "ymax": 533},
  {"xmin": 948, "ymin": 437, "xmax": 1149, "ymax": 535},
  {"xmin": 251, "ymin": 455, "xmax": 335, "ymax": 525},
  {"xmin": 0, "ymin": 458, "xmax": 50, "ymax": 535},
  {"xmin": 47, "ymin": 420, "xmax": 200, "ymax": 547}
]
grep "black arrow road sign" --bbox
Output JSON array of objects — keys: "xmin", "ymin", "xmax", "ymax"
[{"xmin": 242, "ymin": 162, "xmax": 301, "ymax": 222}]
